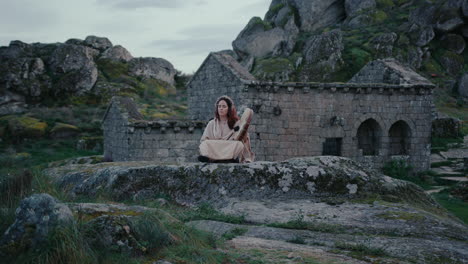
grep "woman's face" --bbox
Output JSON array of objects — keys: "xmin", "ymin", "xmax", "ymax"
[{"xmin": 217, "ymin": 99, "xmax": 229, "ymax": 118}]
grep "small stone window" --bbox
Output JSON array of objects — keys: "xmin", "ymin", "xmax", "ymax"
[
  {"xmin": 389, "ymin": 120, "xmax": 411, "ymax": 155},
  {"xmin": 322, "ymin": 138, "xmax": 342, "ymax": 156},
  {"xmin": 357, "ymin": 119, "xmax": 382, "ymax": 156}
]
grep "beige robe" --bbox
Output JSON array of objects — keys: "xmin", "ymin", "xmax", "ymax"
[{"xmin": 200, "ymin": 119, "xmax": 254, "ymax": 163}]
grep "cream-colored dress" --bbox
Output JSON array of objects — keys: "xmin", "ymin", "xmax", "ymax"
[{"xmin": 199, "ymin": 119, "xmax": 254, "ymax": 163}]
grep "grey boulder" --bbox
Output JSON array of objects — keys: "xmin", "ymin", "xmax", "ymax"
[
  {"xmin": 49, "ymin": 44, "xmax": 99, "ymax": 95},
  {"xmin": 84, "ymin": 35, "xmax": 113, "ymax": 51},
  {"xmin": 233, "ymin": 17, "xmax": 289, "ymax": 59},
  {"xmin": 101, "ymin": 45, "xmax": 134, "ymax": 62},
  {"xmin": 370, "ymin": 32, "xmax": 398, "ymax": 58},
  {"xmin": 408, "ymin": 24, "xmax": 435, "ymax": 47},
  {"xmin": 288, "ymin": 0, "xmax": 345, "ymax": 32},
  {"xmin": 128, "ymin": 57, "xmax": 176, "ymax": 86},
  {"xmin": 0, "ymin": 194, "xmax": 73, "ymax": 253}
]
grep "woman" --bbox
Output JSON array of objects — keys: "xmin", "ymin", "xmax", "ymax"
[{"xmin": 199, "ymin": 95, "xmax": 254, "ymax": 163}]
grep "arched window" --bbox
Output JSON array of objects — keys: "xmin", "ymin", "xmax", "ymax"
[
  {"xmin": 389, "ymin": 120, "xmax": 411, "ymax": 155},
  {"xmin": 357, "ymin": 119, "xmax": 382, "ymax": 156}
]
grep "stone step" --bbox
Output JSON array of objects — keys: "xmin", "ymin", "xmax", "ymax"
[
  {"xmin": 439, "ymin": 177, "xmax": 468, "ymax": 182},
  {"xmin": 425, "ymin": 186, "xmax": 448, "ymax": 195}
]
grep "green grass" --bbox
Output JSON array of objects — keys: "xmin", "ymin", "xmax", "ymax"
[
  {"xmin": 432, "ymin": 190, "xmax": 468, "ymax": 224},
  {"xmin": 222, "ymin": 227, "xmax": 248, "ymax": 240},
  {"xmin": 176, "ymin": 202, "xmax": 246, "ymax": 224},
  {"xmin": 334, "ymin": 241, "xmax": 387, "ymax": 258}
]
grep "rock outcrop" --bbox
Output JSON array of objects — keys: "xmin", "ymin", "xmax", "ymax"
[
  {"xmin": 47, "ymin": 156, "xmax": 436, "ymax": 208},
  {"xmin": 0, "ymin": 36, "xmax": 177, "ymax": 116},
  {"xmin": 458, "ymin": 73, "xmax": 468, "ymax": 97},
  {"xmin": 49, "ymin": 44, "xmax": 99, "ymax": 95},
  {"xmin": 128, "ymin": 57, "xmax": 177, "ymax": 86},
  {"xmin": 0, "ymin": 194, "xmax": 73, "ymax": 255},
  {"xmin": 43, "ymin": 157, "xmax": 468, "ymax": 263}
]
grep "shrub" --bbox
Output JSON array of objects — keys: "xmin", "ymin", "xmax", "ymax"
[{"xmin": 382, "ymin": 160, "xmax": 412, "ymax": 179}]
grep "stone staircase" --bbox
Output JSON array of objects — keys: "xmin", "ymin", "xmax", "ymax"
[{"xmin": 426, "ymin": 135, "xmax": 468, "ymax": 194}]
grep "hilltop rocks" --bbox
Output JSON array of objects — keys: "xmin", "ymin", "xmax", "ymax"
[
  {"xmin": 84, "ymin": 36, "xmax": 113, "ymax": 51},
  {"xmin": 128, "ymin": 57, "xmax": 176, "ymax": 86},
  {"xmin": 233, "ymin": 17, "xmax": 290, "ymax": 59},
  {"xmin": 101, "ymin": 45, "xmax": 133, "ymax": 62},
  {"xmin": 49, "ymin": 44, "xmax": 99, "ymax": 95},
  {"xmin": 349, "ymin": 58, "xmax": 432, "ymax": 85},
  {"xmin": 288, "ymin": 0, "xmax": 345, "ymax": 32},
  {"xmin": 299, "ymin": 30, "xmax": 344, "ymax": 81},
  {"xmin": 0, "ymin": 194, "xmax": 73, "ymax": 254},
  {"xmin": 434, "ymin": 8, "xmax": 464, "ymax": 32}
]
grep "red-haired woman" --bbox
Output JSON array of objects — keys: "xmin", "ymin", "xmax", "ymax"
[{"xmin": 199, "ymin": 95, "xmax": 254, "ymax": 163}]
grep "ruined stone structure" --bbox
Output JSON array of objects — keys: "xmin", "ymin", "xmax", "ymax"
[{"xmin": 103, "ymin": 53, "xmax": 435, "ymax": 171}]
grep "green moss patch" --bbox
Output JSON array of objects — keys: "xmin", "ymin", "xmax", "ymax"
[{"xmin": 8, "ymin": 115, "xmax": 48, "ymax": 139}]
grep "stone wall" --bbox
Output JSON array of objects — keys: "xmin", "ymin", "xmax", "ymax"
[
  {"xmin": 102, "ymin": 97, "xmax": 206, "ymax": 163},
  {"xmin": 240, "ymin": 82, "xmax": 434, "ymax": 171}
]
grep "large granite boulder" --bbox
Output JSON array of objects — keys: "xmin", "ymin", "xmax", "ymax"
[
  {"xmin": 409, "ymin": 5, "xmax": 438, "ymax": 27},
  {"xmin": 101, "ymin": 45, "xmax": 133, "ymax": 62},
  {"xmin": 344, "ymin": 0, "xmax": 376, "ymax": 17},
  {"xmin": 0, "ymin": 194, "xmax": 73, "ymax": 255},
  {"xmin": 0, "ymin": 92, "xmax": 27, "ymax": 116},
  {"xmin": 370, "ymin": 32, "xmax": 397, "ymax": 58},
  {"xmin": 47, "ymin": 156, "xmax": 436, "ymax": 208},
  {"xmin": 349, "ymin": 58, "xmax": 433, "ymax": 85},
  {"xmin": 232, "ymin": 17, "xmax": 289, "ymax": 59},
  {"xmin": 49, "ymin": 44, "xmax": 99, "ymax": 95},
  {"xmin": 84, "ymin": 35, "xmax": 113, "ymax": 51},
  {"xmin": 457, "ymin": 73, "xmax": 468, "ymax": 97},
  {"xmin": 408, "ymin": 24, "xmax": 435, "ymax": 47},
  {"xmin": 288, "ymin": 0, "xmax": 346, "ymax": 32},
  {"xmin": 128, "ymin": 57, "xmax": 176, "ymax": 86},
  {"xmin": 299, "ymin": 30, "xmax": 344, "ymax": 81},
  {"xmin": 434, "ymin": 7, "xmax": 464, "ymax": 32}
]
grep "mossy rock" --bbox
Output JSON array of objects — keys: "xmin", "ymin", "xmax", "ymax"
[
  {"xmin": 7, "ymin": 116, "xmax": 48, "ymax": 139},
  {"xmin": 371, "ymin": 10, "xmax": 388, "ymax": 23},
  {"xmin": 50, "ymin": 122, "xmax": 80, "ymax": 139}
]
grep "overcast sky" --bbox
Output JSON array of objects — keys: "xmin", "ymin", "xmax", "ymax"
[{"xmin": 0, "ymin": 0, "xmax": 271, "ymax": 73}]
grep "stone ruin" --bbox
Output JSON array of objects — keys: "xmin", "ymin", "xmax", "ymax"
[{"xmin": 102, "ymin": 53, "xmax": 435, "ymax": 171}]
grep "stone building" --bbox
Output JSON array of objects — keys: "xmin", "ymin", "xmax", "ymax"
[{"xmin": 103, "ymin": 53, "xmax": 435, "ymax": 171}]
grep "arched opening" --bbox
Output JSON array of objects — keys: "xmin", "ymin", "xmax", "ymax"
[
  {"xmin": 357, "ymin": 119, "xmax": 382, "ymax": 156},
  {"xmin": 389, "ymin": 120, "xmax": 411, "ymax": 155}
]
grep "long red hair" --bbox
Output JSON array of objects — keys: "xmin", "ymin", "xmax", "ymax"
[{"xmin": 214, "ymin": 95, "xmax": 239, "ymax": 129}]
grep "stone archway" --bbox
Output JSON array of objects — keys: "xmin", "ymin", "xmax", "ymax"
[
  {"xmin": 357, "ymin": 119, "xmax": 382, "ymax": 156},
  {"xmin": 389, "ymin": 120, "xmax": 411, "ymax": 155}
]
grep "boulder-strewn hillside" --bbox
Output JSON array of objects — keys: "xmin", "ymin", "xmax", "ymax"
[
  {"xmin": 0, "ymin": 36, "xmax": 189, "ymax": 146},
  {"xmin": 231, "ymin": 0, "xmax": 468, "ymax": 101},
  {"xmin": 0, "ymin": 36, "xmax": 187, "ymax": 119}
]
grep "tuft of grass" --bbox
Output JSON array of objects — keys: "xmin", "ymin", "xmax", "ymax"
[
  {"xmin": 432, "ymin": 190, "xmax": 468, "ymax": 224},
  {"xmin": 334, "ymin": 241, "xmax": 387, "ymax": 258},
  {"xmin": 267, "ymin": 212, "xmax": 344, "ymax": 234},
  {"xmin": 287, "ymin": 236, "xmax": 306, "ymax": 245},
  {"xmin": 431, "ymin": 137, "xmax": 464, "ymax": 153},
  {"xmin": 177, "ymin": 203, "xmax": 246, "ymax": 224},
  {"xmin": 222, "ymin": 227, "xmax": 248, "ymax": 240}
]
